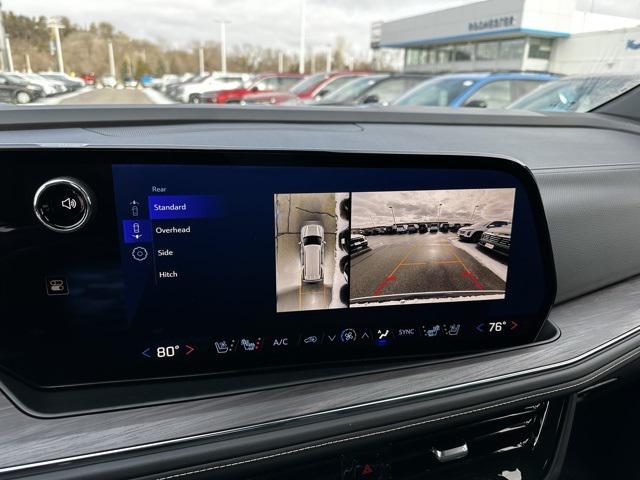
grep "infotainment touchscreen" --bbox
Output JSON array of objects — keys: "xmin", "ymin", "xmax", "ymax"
[{"xmin": 0, "ymin": 151, "xmax": 556, "ymax": 386}]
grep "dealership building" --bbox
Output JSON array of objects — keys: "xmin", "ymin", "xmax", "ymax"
[{"xmin": 371, "ymin": 0, "xmax": 640, "ymax": 74}]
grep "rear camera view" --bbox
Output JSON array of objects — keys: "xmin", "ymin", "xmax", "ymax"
[
  {"xmin": 350, "ymin": 188, "xmax": 515, "ymax": 306},
  {"xmin": 274, "ymin": 193, "xmax": 346, "ymax": 312}
]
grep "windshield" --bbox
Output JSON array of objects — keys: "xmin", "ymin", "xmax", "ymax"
[
  {"xmin": 394, "ymin": 77, "xmax": 477, "ymax": 106},
  {"xmin": 290, "ymin": 73, "xmax": 326, "ymax": 94},
  {"xmin": 0, "ymin": 1, "xmax": 638, "ymax": 110},
  {"xmin": 509, "ymin": 75, "xmax": 640, "ymax": 112},
  {"xmin": 303, "ymin": 235, "xmax": 322, "ymax": 246},
  {"xmin": 320, "ymin": 75, "xmax": 387, "ymax": 103}
]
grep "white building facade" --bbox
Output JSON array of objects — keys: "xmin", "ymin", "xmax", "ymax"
[{"xmin": 373, "ymin": 0, "xmax": 640, "ymax": 75}]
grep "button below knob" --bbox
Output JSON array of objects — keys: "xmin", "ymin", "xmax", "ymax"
[{"xmin": 33, "ymin": 177, "xmax": 94, "ymax": 232}]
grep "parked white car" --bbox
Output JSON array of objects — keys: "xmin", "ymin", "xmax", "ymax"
[
  {"xmin": 299, "ymin": 223, "xmax": 326, "ymax": 283},
  {"xmin": 9, "ymin": 73, "xmax": 64, "ymax": 96},
  {"xmin": 458, "ymin": 220, "xmax": 511, "ymax": 243},
  {"xmin": 100, "ymin": 75, "xmax": 118, "ymax": 88},
  {"xmin": 176, "ymin": 74, "xmax": 249, "ymax": 103}
]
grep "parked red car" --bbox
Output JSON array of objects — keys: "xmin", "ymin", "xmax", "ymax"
[
  {"xmin": 201, "ymin": 73, "xmax": 304, "ymax": 104},
  {"xmin": 80, "ymin": 72, "xmax": 96, "ymax": 86},
  {"xmin": 240, "ymin": 71, "xmax": 370, "ymax": 105}
]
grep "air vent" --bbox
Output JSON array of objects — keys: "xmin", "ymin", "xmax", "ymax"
[{"xmin": 244, "ymin": 400, "xmax": 568, "ymax": 480}]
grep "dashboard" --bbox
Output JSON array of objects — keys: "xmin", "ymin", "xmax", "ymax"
[{"xmin": 0, "ymin": 106, "xmax": 639, "ymax": 480}]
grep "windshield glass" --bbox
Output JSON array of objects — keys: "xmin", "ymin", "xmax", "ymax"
[
  {"xmin": 394, "ymin": 78, "xmax": 477, "ymax": 106},
  {"xmin": 290, "ymin": 73, "xmax": 326, "ymax": 94},
  {"xmin": 0, "ymin": 1, "xmax": 638, "ymax": 110},
  {"xmin": 303, "ymin": 236, "xmax": 322, "ymax": 246},
  {"xmin": 320, "ymin": 75, "xmax": 387, "ymax": 103},
  {"xmin": 508, "ymin": 75, "xmax": 640, "ymax": 112}
]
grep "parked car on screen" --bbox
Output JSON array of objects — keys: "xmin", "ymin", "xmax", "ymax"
[
  {"xmin": 508, "ymin": 74, "xmax": 640, "ymax": 112},
  {"xmin": 350, "ymin": 233, "xmax": 369, "ymax": 254},
  {"xmin": 300, "ymin": 224, "xmax": 326, "ymax": 283},
  {"xmin": 478, "ymin": 225, "xmax": 511, "ymax": 256},
  {"xmin": 201, "ymin": 73, "xmax": 304, "ymax": 104},
  {"xmin": 449, "ymin": 223, "xmax": 462, "ymax": 232},
  {"xmin": 0, "ymin": 74, "xmax": 44, "ymax": 103},
  {"xmin": 393, "ymin": 72, "xmax": 556, "ymax": 109},
  {"xmin": 394, "ymin": 224, "xmax": 408, "ymax": 234},
  {"xmin": 439, "ymin": 222, "xmax": 449, "ymax": 233},
  {"xmin": 241, "ymin": 72, "xmax": 368, "ymax": 105},
  {"xmin": 458, "ymin": 220, "xmax": 511, "ymax": 243},
  {"xmin": 418, "ymin": 223, "xmax": 428, "ymax": 233},
  {"xmin": 407, "ymin": 224, "xmax": 418, "ymax": 233},
  {"xmin": 429, "ymin": 223, "xmax": 439, "ymax": 233},
  {"xmin": 176, "ymin": 73, "xmax": 249, "ymax": 103}
]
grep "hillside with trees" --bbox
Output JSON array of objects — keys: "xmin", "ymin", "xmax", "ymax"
[{"xmin": 1, "ymin": 10, "xmax": 388, "ymax": 77}]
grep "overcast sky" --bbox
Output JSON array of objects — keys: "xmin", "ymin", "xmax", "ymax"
[
  {"xmin": 2, "ymin": 0, "xmax": 478, "ymax": 53},
  {"xmin": 352, "ymin": 188, "xmax": 515, "ymax": 228}
]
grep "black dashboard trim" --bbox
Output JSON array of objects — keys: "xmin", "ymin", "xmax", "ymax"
[{"xmin": 0, "ymin": 106, "xmax": 639, "ymax": 137}]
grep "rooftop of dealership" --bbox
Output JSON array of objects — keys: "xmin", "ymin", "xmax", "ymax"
[{"xmin": 371, "ymin": 0, "xmax": 640, "ymax": 74}]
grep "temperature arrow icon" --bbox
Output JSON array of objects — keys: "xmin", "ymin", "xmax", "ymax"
[
  {"xmin": 185, "ymin": 344, "xmax": 195, "ymax": 355},
  {"xmin": 142, "ymin": 347, "xmax": 151, "ymax": 358}
]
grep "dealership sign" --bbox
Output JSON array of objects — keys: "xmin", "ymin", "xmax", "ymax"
[{"xmin": 468, "ymin": 16, "xmax": 516, "ymax": 32}]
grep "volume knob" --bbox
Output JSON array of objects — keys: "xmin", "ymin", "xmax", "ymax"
[{"xmin": 33, "ymin": 177, "xmax": 94, "ymax": 232}]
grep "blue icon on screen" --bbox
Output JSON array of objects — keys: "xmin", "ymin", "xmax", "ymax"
[{"xmin": 123, "ymin": 220, "xmax": 152, "ymax": 244}]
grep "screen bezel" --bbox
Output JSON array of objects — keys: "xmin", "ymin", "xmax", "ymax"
[{"xmin": 0, "ymin": 149, "xmax": 557, "ymax": 388}]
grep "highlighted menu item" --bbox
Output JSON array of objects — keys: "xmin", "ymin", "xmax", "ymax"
[{"xmin": 148, "ymin": 195, "xmax": 223, "ymax": 220}]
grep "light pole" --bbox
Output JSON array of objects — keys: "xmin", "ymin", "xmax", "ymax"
[
  {"xmin": 298, "ymin": 0, "xmax": 306, "ymax": 74},
  {"xmin": 4, "ymin": 35, "xmax": 12, "ymax": 71},
  {"xmin": 388, "ymin": 206, "xmax": 396, "ymax": 225},
  {"xmin": 469, "ymin": 205, "xmax": 479, "ymax": 222},
  {"xmin": 278, "ymin": 51, "xmax": 284, "ymax": 73},
  {"xmin": 198, "ymin": 43, "xmax": 205, "ymax": 75},
  {"xmin": 107, "ymin": 41, "xmax": 116, "ymax": 77},
  {"xmin": 48, "ymin": 18, "xmax": 65, "ymax": 72},
  {"xmin": 436, "ymin": 203, "xmax": 443, "ymax": 223},
  {"xmin": 214, "ymin": 20, "xmax": 230, "ymax": 73},
  {"xmin": 325, "ymin": 44, "xmax": 332, "ymax": 72}
]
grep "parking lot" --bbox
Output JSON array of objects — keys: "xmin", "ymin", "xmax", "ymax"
[
  {"xmin": 274, "ymin": 193, "xmax": 338, "ymax": 312},
  {"xmin": 55, "ymin": 88, "xmax": 155, "ymax": 104},
  {"xmin": 350, "ymin": 232, "xmax": 507, "ymax": 304}
]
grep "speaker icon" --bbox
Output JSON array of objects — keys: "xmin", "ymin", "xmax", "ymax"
[{"xmin": 61, "ymin": 197, "xmax": 77, "ymax": 210}]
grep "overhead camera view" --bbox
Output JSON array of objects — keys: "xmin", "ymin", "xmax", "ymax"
[
  {"xmin": 350, "ymin": 189, "xmax": 514, "ymax": 305},
  {"xmin": 274, "ymin": 192, "xmax": 342, "ymax": 312}
]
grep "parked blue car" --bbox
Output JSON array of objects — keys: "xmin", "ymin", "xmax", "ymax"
[{"xmin": 393, "ymin": 72, "xmax": 557, "ymax": 109}]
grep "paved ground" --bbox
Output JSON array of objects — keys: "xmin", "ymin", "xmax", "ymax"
[
  {"xmin": 274, "ymin": 193, "xmax": 337, "ymax": 312},
  {"xmin": 350, "ymin": 232, "xmax": 506, "ymax": 303},
  {"xmin": 58, "ymin": 88, "xmax": 154, "ymax": 104}
]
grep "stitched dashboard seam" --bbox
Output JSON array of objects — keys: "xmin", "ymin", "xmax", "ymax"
[{"xmin": 152, "ymin": 345, "xmax": 640, "ymax": 480}]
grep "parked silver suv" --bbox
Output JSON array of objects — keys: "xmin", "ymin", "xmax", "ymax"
[{"xmin": 458, "ymin": 220, "xmax": 511, "ymax": 243}]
